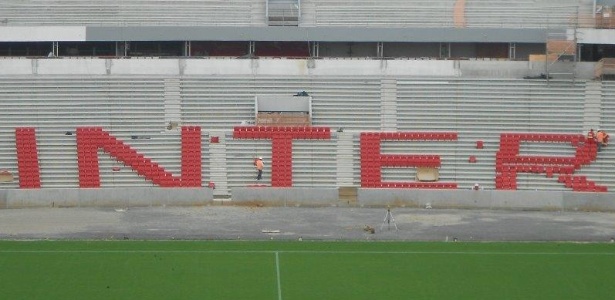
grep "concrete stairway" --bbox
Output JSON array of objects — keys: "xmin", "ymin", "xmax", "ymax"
[
  {"xmin": 335, "ymin": 132, "xmax": 355, "ymax": 186},
  {"xmin": 380, "ymin": 79, "xmax": 397, "ymax": 131},
  {"xmin": 583, "ymin": 80, "xmax": 602, "ymax": 132},
  {"xmin": 208, "ymin": 131, "xmax": 229, "ymax": 196}
]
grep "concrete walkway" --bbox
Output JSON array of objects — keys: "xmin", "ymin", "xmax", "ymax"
[{"xmin": 1, "ymin": 206, "xmax": 615, "ymax": 242}]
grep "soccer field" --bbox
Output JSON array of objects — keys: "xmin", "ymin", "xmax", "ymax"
[{"xmin": 1, "ymin": 241, "xmax": 614, "ymax": 300}]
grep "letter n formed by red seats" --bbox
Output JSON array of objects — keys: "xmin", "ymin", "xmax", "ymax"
[
  {"xmin": 360, "ymin": 132, "xmax": 458, "ymax": 189},
  {"xmin": 496, "ymin": 133, "xmax": 607, "ymax": 192},
  {"xmin": 76, "ymin": 127, "xmax": 202, "ymax": 188}
]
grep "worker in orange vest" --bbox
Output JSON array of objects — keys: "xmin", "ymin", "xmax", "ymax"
[
  {"xmin": 597, "ymin": 130, "xmax": 605, "ymax": 152},
  {"xmin": 254, "ymin": 157, "xmax": 264, "ymax": 180}
]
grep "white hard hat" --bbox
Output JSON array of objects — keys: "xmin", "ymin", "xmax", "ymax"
[{"xmin": 258, "ymin": 157, "xmax": 263, "ymax": 160}]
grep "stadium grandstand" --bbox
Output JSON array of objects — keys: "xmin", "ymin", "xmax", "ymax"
[{"xmin": 1, "ymin": 0, "xmax": 615, "ymax": 207}]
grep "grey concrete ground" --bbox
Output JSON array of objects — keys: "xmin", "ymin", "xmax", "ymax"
[{"xmin": 1, "ymin": 205, "xmax": 615, "ymax": 242}]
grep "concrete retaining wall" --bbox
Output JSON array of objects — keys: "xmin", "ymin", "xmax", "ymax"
[
  {"xmin": 231, "ymin": 187, "xmax": 341, "ymax": 207},
  {"xmin": 357, "ymin": 189, "xmax": 615, "ymax": 212},
  {"xmin": 357, "ymin": 189, "xmax": 565, "ymax": 210},
  {"xmin": 0, "ymin": 188, "xmax": 213, "ymax": 209},
  {"xmin": 231, "ymin": 187, "xmax": 615, "ymax": 212},
  {"xmin": 1, "ymin": 187, "xmax": 613, "ymax": 212},
  {"xmin": 0, "ymin": 58, "xmax": 598, "ymax": 79}
]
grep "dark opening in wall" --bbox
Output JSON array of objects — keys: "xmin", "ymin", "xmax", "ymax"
[
  {"xmin": 59, "ymin": 42, "xmax": 116, "ymax": 57},
  {"xmin": 0, "ymin": 42, "xmax": 52, "ymax": 57}
]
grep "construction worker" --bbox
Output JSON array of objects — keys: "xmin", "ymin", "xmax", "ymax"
[
  {"xmin": 587, "ymin": 129, "xmax": 595, "ymax": 142},
  {"xmin": 254, "ymin": 157, "xmax": 264, "ymax": 180},
  {"xmin": 597, "ymin": 130, "xmax": 605, "ymax": 152}
]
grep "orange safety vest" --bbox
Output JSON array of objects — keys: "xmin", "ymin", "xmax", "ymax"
[
  {"xmin": 255, "ymin": 159, "xmax": 264, "ymax": 170},
  {"xmin": 597, "ymin": 131, "xmax": 605, "ymax": 143}
]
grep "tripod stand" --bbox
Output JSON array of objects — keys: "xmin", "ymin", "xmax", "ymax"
[{"xmin": 380, "ymin": 207, "xmax": 398, "ymax": 231}]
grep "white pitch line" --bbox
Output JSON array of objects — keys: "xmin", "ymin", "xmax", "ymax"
[
  {"xmin": 275, "ymin": 251, "xmax": 282, "ymax": 300},
  {"xmin": 0, "ymin": 250, "xmax": 614, "ymax": 256}
]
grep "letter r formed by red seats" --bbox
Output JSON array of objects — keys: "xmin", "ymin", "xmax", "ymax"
[{"xmin": 495, "ymin": 133, "xmax": 607, "ymax": 192}]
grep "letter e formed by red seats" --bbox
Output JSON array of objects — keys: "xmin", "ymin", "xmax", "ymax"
[{"xmin": 360, "ymin": 132, "xmax": 458, "ymax": 189}]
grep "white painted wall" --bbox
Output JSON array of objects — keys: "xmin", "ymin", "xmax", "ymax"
[
  {"xmin": 110, "ymin": 59, "xmax": 180, "ymax": 75},
  {"xmin": 0, "ymin": 59, "xmax": 34, "ymax": 75},
  {"xmin": 577, "ymin": 28, "xmax": 615, "ymax": 44},
  {"xmin": 0, "ymin": 57, "xmax": 598, "ymax": 78},
  {"xmin": 0, "ymin": 26, "xmax": 86, "ymax": 42},
  {"xmin": 37, "ymin": 59, "xmax": 107, "ymax": 75}
]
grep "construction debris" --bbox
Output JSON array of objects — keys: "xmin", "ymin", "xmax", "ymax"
[{"xmin": 363, "ymin": 225, "xmax": 375, "ymax": 234}]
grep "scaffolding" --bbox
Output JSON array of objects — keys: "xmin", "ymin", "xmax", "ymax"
[{"xmin": 545, "ymin": 30, "xmax": 577, "ymax": 83}]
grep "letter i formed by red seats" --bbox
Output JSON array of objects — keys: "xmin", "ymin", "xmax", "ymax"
[
  {"xmin": 15, "ymin": 128, "xmax": 41, "ymax": 188},
  {"xmin": 181, "ymin": 127, "xmax": 202, "ymax": 187}
]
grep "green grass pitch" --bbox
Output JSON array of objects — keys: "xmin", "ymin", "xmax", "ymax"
[{"xmin": 1, "ymin": 241, "xmax": 614, "ymax": 300}]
